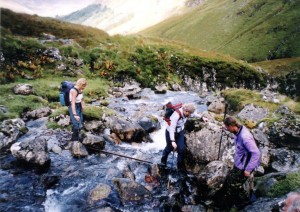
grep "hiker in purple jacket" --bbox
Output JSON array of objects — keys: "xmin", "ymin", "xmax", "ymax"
[{"xmin": 216, "ymin": 116, "xmax": 261, "ymax": 209}]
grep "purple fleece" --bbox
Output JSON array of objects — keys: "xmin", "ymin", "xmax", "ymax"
[{"xmin": 234, "ymin": 126, "xmax": 261, "ymax": 172}]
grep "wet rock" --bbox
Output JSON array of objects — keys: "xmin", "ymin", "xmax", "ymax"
[
  {"xmin": 10, "ymin": 137, "xmax": 50, "ymax": 166},
  {"xmin": 196, "ymin": 161, "xmax": 228, "ymax": 197},
  {"xmin": 237, "ymin": 103, "xmax": 269, "ymax": 122},
  {"xmin": 82, "ymin": 133, "xmax": 106, "ymax": 150},
  {"xmin": 186, "ymin": 123, "xmax": 222, "ymax": 163},
  {"xmin": 41, "ymin": 174, "xmax": 60, "ymax": 189},
  {"xmin": 88, "ymin": 183, "xmax": 111, "ymax": 203},
  {"xmin": 243, "ymin": 197, "xmax": 284, "ymax": 212},
  {"xmin": 51, "ymin": 144, "xmax": 62, "ymax": 154},
  {"xmin": 270, "ymin": 148, "xmax": 300, "ymax": 172},
  {"xmin": 268, "ymin": 111, "xmax": 300, "ymax": 150},
  {"xmin": 71, "ymin": 141, "xmax": 88, "ymax": 157},
  {"xmin": 137, "ymin": 116, "xmax": 161, "ymax": 133},
  {"xmin": 107, "ymin": 116, "xmax": 146, "ymax": 143},
  {"xmin": 0, "ymin": 118, "xmax": 27, "ymax": 151},
  {"xmin": 154, "ymin": 84, "xmax": 168, "ymax": 94},
  {"xmin": 13, "ymin": 84, "xmax": 34, "ymax": 95},
  {"xmin": 22, "ymin": 107, "xmax": 52, "ymax": 121},
  {"xmin": 181, "ymin": 204, "xmax": 206, "ymax": 212},
  {"xmin": 113, "ymin": 178, "xmax": 152, "ymax": 203}
]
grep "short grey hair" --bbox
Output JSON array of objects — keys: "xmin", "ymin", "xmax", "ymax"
[{"xmin": 183, "ymin": 103, "xmax": 196, "ymax": 113}]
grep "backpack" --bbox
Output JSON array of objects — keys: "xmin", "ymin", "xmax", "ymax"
[
  {"xmin": 59, "ymin": 81, "xmax": 78, "ymax": 106},
  {"xmin": 163, "ymin": 102, "xmax": 183, "ymax": 126}
]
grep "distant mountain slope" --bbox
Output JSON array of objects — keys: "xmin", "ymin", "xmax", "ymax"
[
  {"xmin": 62, "ymin": 4, "xmax": 108, "ymax": 24},
  {"xmin": 59, "ymin": 0, "xmax": 189, "ymax": 35},
  {"xmin": 140, "ymin": 0, "xmax": 300, "ymax": 62}
]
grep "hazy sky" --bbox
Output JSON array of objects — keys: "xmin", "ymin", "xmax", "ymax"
[{"xmin": 1, "ymin": 0, "xmax": 97, "ymax": 17}]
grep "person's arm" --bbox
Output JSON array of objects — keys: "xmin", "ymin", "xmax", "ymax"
[
  {"xmin": 70, "ymin": 89, "xmax": 80, "ymax": 122},
  {"xmin": 243, "ymin": 134, "xmax": 260, "ymax": 176},
  {"xmin": 169, "ymin": 111, "xmax": 180, "ymax": 150},
  {"xmin": 191, "ymin": 111, "xmax": 208, "ymax": 122}
]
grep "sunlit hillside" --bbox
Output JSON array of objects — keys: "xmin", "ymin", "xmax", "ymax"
[{"xmin": 140, "ymin": 0, "xmax": 300, "ymax": 62}]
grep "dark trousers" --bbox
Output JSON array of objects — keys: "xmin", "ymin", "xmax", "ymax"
[
  {"xmin": 215, "ymin": 167, "xmax": 249, "ymax": 209},
  {"xmin": 68, "ymin": 103, "xmax": 83, "ymax": 141},
  {"xmin": 161, "ymin": 129, "xmax": 185, "ymax": 168}
]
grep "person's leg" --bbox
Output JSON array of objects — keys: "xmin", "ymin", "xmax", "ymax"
[
  {"xmin": 161, "ymin": 129, "xmax": 173, "ymax": 165},
  {"xmin": 222, "ymin": 167, "xmax": 248, "ymax": 209},
  {"xmin": 69, "ymin": 106, "xmax": 80, "ymax": 141},
  {"xmin": 176, "ymin": 131, "xmax": 185, "ymax": 170}
]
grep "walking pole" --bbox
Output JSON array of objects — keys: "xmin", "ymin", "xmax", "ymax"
[
  {"xmin": 218, "ymin": 101, "xmax": 227, "ymax": 160},
  {"xmin": 172, "ymin": 151, "xmax": 175, "ymax": 170}
]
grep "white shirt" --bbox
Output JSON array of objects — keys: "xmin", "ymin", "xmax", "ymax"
[
  {"xmin": 167, "ymin": 108, "xmax": 202, "ymax": 140},
  {"xmin": 69, "ymin": 88, "xmax": 83, "ymax": 103}
]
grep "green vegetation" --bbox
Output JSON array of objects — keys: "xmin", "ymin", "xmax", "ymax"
[
  {"xmin": 140, "ymin": 0, "xmax": 300, "ymax": 62},
  {"xmin": 0, "ymin": 78, "xmax": 111, "ymax": 121},
  {"xmin": 267, "ymin": 171, "xmax": 300, "ymax": 197},
  {"xmin": 0, "ymin": 8, "xmax": 108, "ymax": 48},
  {"xmin": 253, "ymin": 57, "xmax": 300, "ymax": 77},
  {"xmin": 222, "ymin": 88, "xmax": 300, "ymax": 114}
]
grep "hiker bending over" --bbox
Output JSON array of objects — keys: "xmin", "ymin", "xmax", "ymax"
[
  {"xmin": 161, "ymin": 103, "xmax": 204, "ymax": 171},
  {"xmin": 69, "ymin": 78, "xmax": 87, "ymax": 142},
  {"xmin": 217, "ymin": 116, "xmax": 261, "ymax": 209}
]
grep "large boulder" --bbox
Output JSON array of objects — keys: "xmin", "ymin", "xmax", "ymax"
[
  {"xmin": 0, "ymin": 118, "xmax": 27, "ymax": 151},
  {"xmin": 237, "ymin": 103, "xmax": 269, "ymax": 122},
  {"xmin": 185, "ymin": 123, "xmax": 222, "ymax": 164},
  {"xmin": 10, "ymin": 137, "xmax": 50, "ymax": 166},
  {"xmin": 23, "ymin": 107, "xmax": 52, "ymax": 121},
  {"xmin": 268, "ymin": 108, "xmax": 300, "ymax": 150},
  {"xmin": 196, "ymin": 161, "xmax": 228, "ymax": 197},
  {"xmin": 107, "ymin": 116, "xmax": 146, "ymax": 143},
  {"xmin": 82, "ymin": 132, "xmax": 106, "ymax": 150}
]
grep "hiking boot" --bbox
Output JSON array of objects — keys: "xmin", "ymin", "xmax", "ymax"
[{"xmin": 160, "ymin": 156, "xmax": 167, "ymax": 167}]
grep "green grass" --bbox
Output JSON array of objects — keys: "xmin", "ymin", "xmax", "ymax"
[
  {"xmin": 222, "ymin": 88, "xmax": 300, "ymax": 115},
  {"xmin": 267, "ymin": 171, "xmax": 300, "ymax": 197},
  {"xmin": 140, "ymin": 0, "xmax": 300, "ymax": 62},
  {"xmin": 0, "ymin": 77, "xmax": 111, "ymax": 121},
  {"xmin": 252, "ymin": 57, "xmax": 300, "ymax": 77},
  {"xmin": 1, "ymin": 8, "xmax": 109, "ymax": 48}
]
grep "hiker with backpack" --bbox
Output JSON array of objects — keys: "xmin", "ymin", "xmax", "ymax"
[
  {"xmin": 216, "ymin": 116, "xmax": 261, "ymax": 209},
  {"xmin": 161, "ymin": 103, "xmax": 205, "ymax": 172},
  {"xmin": 68, "ymin": 78, "xmax": 87, "ymax": 142}
]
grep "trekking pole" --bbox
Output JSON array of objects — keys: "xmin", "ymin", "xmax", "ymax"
[
  {"xmin": 88, "ymin": 146, "xmax": 153, "ymax": 165},
  {"xmin": 172, "ymin": 151, "xmax": 175, "ymax": 170},
  {"xmin": 218, "ymin": 101, "xmax": 227, "ymax": 160}
]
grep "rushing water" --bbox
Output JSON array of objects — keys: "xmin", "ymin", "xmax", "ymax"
[{"xmin": 0, "ymin": 89, "xmax": 208, "ymax": 212}]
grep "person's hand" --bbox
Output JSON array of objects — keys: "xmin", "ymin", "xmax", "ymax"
[
  {"xmin": 244, "ymin": 170, "xmax": 251, "ymax": 177},
  {"xmin": 74, "ymin": 115, "xmax": 80, "ymax": 122},
  {"xmin": 171, "ymin": 141, "xmax": 177, "ymax": 150}
]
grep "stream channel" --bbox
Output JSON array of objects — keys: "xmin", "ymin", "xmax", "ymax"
[{"xmin": 0, "ymin": 88, "xmax": 209, "ymax": 211}]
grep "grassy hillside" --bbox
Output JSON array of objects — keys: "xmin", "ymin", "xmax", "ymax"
[
  {"xmin": 0, "ymin": 8, "xmax": 109, "ymax": 48},
  {"xmin": 140, "ymin": 0, "xmax": 300, "ymax": 62},
  {"xmin": 253, "ymin": 57, "xmax": 300, "ymax": 77}
]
